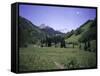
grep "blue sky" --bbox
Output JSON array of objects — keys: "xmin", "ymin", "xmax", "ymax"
[{"xmin": 19, "ymin": 4, "xmax": 96, "ymax": 33}]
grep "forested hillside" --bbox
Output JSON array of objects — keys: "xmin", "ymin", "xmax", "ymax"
[{"xmin": 65, "ymin": 19, "xmax": 97, "ymax": 52}]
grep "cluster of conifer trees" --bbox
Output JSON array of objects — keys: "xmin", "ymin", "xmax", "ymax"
[{"xmin": 40, "ymin": 35, "xmax": 66, "ymax": 48}]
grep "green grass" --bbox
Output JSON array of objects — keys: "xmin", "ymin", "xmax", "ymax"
[
  {"xmin": 81, "ymin": 21, "xmax": 93, "ymax": 30},
  {"xmin": 65, "ymin": 34, "xmax": 81, "ymax": 43},
  {"xmin": 19, "ymin": 45, "xmax": 96, "ymax": 71},
  {"xmin": 65, "ymin": 21, "xmax": 93, "ymax": 43}
]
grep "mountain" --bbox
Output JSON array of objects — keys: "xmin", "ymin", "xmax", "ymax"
[
  {"xmin": 19, "ymin": 16, "xmax": 64, "ymax": 47},
  {"xmin": 65, "ymin": 19, "xmax": 96, "ymax": 43},
  {"xmin": 19, "ymin": 16, "xmax": 46, "ymax": 47},
  {"xmin": 39, "ymin": 24, "xmax": 64, "ymax": 36},
  {"xmin": 39, "ymin": 24, "xmax": 48, "ymax": 29}
]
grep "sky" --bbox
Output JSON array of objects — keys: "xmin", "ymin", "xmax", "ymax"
[{"xmin": 19, "ymin": 4, "xmax": 96, "ymax": 33}]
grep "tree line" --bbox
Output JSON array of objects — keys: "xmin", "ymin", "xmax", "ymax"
[{"xmin": 40, "ymin": 35, "xmax": 66, "ymax": 48}]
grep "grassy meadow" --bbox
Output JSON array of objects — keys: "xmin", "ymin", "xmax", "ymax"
[
  {"xmin": 19, "ymin": 45, "xmax": 96, "ymax": 71},
  {"xmin": 19, "ymin": 13, "xmax": 97, "ymax": 72}
]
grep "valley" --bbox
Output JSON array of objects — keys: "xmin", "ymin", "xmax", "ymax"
[{"xmin": 18, "ymin": 16, "xmax": 97, "ymax": 71}]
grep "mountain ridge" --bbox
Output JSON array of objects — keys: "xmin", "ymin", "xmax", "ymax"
[{"xmin": 65, "ymin": 19, "xmax": 96, "ymax": 43}]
